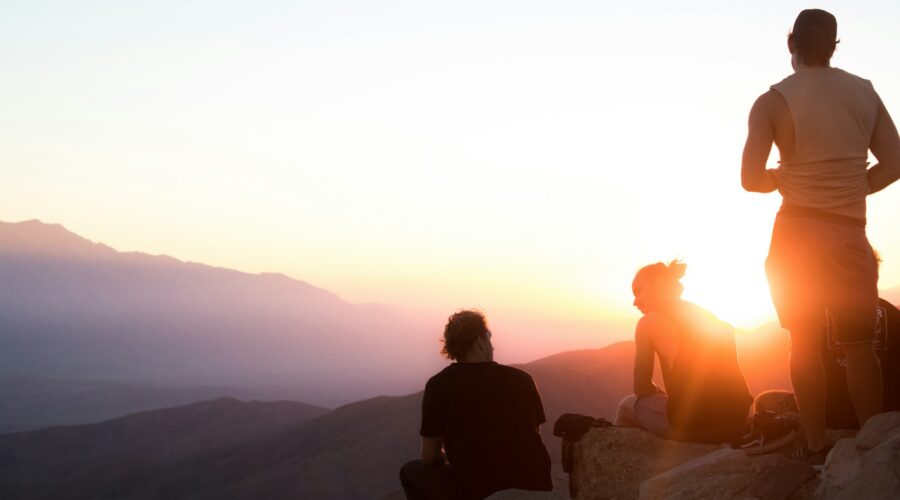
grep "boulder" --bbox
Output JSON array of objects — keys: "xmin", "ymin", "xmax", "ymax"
[
  {"xmin": 568, "ymin": 427, "xmax": 720, "ymax": 499},
  {"xmin": 568, "ymin": 427, "xmax": 820, "ymax": 500},
  {"xmin": 637, "ymin": 448, "xmax": 817, "ymax": 500},
  {"xmin": 748, "ymin": 456, "xmax": 817, "ymax": 500},
  {"xmin": 818, "ymin": 412, "xmax": 900, "ymax": 500},
  {"xmin": 639, "ymin": 448, "xmax": 752, "ymax": 500},
  {"xmin": 851, "ymin": 411, "xmax": 900, "ymax": 450},
  {"xmin": 818, "ymin": 438, "xmax": 862, "ymax": 496},
  {"xmin": 486, "ymin": 489, "xmax": 569, "ymax": 499},
  {"xmin": 568, "ymin": 417, "xmax": 900, "ymax": 500}
]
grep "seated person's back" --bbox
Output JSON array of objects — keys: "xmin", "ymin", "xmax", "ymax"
[
  {"xmin": 400, "ymin": 310, "xmax": 552, "ymax": 500},
  {"xmin": 422, "ymin": 361, "xmax": 551, "ymax": 498},
  {"xmin": 657, "ymin": 299, "xmax": 754, "ymax": 435},
  {"xmin": 616, "ymin": 261, "xmax": 753, "ymax": 443}
]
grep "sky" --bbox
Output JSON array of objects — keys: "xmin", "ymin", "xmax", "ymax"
[{"xmin": 1, "ymin": 1, "xmax": 898, "ymax": 360}]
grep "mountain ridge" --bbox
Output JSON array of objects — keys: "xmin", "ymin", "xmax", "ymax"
[
  {"xmin": 0, "ymin": 219, "xmax": 443, "ymax": 412},
  {"xmin": 0, "ymin": 335, "xmax": 795, "ymax": 499},
  {"xmin": 0, "ymin": 344, "xmax": 636, "ymax": 499},
  {"xmin": 0, "ymin": 218, "xmax": 343, "ymax": 302}
]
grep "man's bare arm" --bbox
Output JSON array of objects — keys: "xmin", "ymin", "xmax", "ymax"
[
  {"xmin": 421, "ymin": 436, "xmax": 445, "ymax": 465},
  {"xmin": 742, "ymin": 91, "xmax": 779, "ymax": 193},
  {"xmin": 633, "ymin": 316, "xmax": 660, "ymax": 397},
  {"xmin": 867, "ymin": 98, "xmax": 900, "ymax": 194}
]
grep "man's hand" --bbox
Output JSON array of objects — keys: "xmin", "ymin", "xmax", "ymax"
[{"xmin": 867, "ymin": 97, "xmax": 900, "ymax": 195}]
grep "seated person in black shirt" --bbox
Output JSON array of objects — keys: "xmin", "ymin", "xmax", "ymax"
[{"xmin": 399, "ymin": 310, "xmax": 553, "ymax": 500}]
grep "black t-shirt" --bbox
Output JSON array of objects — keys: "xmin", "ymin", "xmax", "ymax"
[
  {"xmin": 824, "ymin": 298, "xmax": 900, "ymax": 429},
  {"xmin": 420, "ymin": 362, "xmax": 553, "ymax": 500}
]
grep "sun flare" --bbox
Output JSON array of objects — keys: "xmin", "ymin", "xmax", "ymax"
[{"xmin": 682, "ymin": 269, "xmax": 777, "ymax": 331}]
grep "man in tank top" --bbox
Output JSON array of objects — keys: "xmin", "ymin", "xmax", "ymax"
[{"xmin": 741, "ymin": 9, "xmax": 900, "ymax": 462}]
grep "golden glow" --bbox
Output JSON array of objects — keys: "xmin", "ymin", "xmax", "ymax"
[
  {"xmin": 2, "ymin": 2, "xmax": 899, "ymax": 361},
  {"xmin": 682, "ymin": 267, "xmax": 777, "ymax": 331}
]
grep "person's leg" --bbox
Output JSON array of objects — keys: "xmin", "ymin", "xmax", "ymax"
[
  {"xmin": 841, "ymin": 340, "xmax": 883, "ymax": 426},
  {"xmin": 399, "ymin": 459, "xmax": 450, "ymax": 500},
  {"xmin": 766, "ymin": 216, "xmax": 829, "ymax": 452},
  {"xmin": 615, "ymin": 394, "xmax": 639, "ymax": 427},
  {"xmin": 825, "ymin": 224, "xmax": 881, "ymax": 428},
  {"xmin": 634, "ymin": 393, "xmax": 671, "ymax": 438},
  {"xmin": 788, "ymin": 326, "xmax": 827, "ymax": 452}
]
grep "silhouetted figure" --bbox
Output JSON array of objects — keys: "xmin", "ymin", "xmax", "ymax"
[
  {"xmin": 741, "ymin": 9, "xmax": 900, "ymax": 461},
  {"xmin": 823, "ymin": 296, "xmax": 900, "ymax": 429},
  {"xmin": 399, "ymin": 310, "xmax": 553, "ymax": 500},
  {"xmin": 615, "ymin": 261, "xmax": 753, "ymax": 443}
]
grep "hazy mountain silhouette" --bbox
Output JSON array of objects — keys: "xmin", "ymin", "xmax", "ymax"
[
  {"xmin": 0, "ymin": 397, "xmax": 328, "ymax": 499},
  {"xmin": 0, "ymin": 338, "xmax": 792, "ymax": 499},
  {"xmin": 0, "ymin": 376, "xmax": 322, "ymax": 433},
  {"xmin": 0, "ymin": 219, "xmax": 443, "ymax": 414}
]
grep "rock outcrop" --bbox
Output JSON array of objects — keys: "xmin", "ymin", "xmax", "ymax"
[
  {"xmin": 486, "ymin": 489, "xmax": 569, "ymax": 499},
  {"xmin": 568, "ymin": 427, "xmax": 720, "ymax": 499},
  {"xmin": 568, "ymin": 413, "xmax": 900, "ymax": 500},
  {"xmin": 817, "ymin": 411, "xmax": 900, "ymax": 500}
]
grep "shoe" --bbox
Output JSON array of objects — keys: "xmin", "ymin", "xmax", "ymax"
[
  {"xmin": 736, "ymin": 411, "xmax": 798, "ymax": 456},
  {"xmin": 737, "ymin": 428, "xmax": 798, "ymax": 456}
]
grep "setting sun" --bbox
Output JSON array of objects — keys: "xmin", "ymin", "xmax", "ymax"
[{"xmin": 682, "ymin": 266, "xmax": 777, "ymax": 331}]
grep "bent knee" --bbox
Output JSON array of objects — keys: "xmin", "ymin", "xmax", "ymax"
[
  {"xmin": 615, "ymin": 394, "xmax": 639, "ymax": 426},
  {"xmin": 618, "ymin": 394, "xmax": 638, "ymax": 409}
]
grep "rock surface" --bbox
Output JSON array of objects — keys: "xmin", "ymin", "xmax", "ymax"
[
  {"xmin": 818, "ymin": 411, "xmax": 900, "ymax": 500},
  {"xmin": 639, "ymin": 448, "xmax": 752, "ymax": 500},
  {"xmin": 568, "ymin": 427, "xmax": 720, "ymax": 499},
  {"xmin": 569, "ymin": 414, "xmax": 900, "ymax": 500},
  {"xmin": 638, "ymin": 449, "xmax": 818, "ymax": 500},
  {"xmin": 486, "ymin": 489, "xmax": 569, "ymax": 499},
  {"xmin": 749, "ymin": 456, "xmax": 817, "ymax": 500}
]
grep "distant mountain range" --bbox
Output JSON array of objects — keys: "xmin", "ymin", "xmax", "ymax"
[
  {"xmin": 0, "ymin": 397, "xmax": 330, "ymax": 499},
  {"xmin": 0, "ymin": 344, "xmax": 632, "ymax": 499},
  {"xmin": 1, "ymin": 217, "xmax": 896, "ymax": 498},
  {"xmin": 0, "ymin": 219, "xmax": 444, "ymax": 417},
  {"xmin": 0, "ymin": 337, "xmax": 798, "ymax": 500},
  {"xmin": 0, "ymin": 375, "xmax": 339, "ymax": 433}
]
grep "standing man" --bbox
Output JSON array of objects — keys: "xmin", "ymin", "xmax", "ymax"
[
  {"xmin": 399, "ymin": 310, "xmax": 553, "ymax": 500},
  {"xmin": 741, "ymin": 9, "xmax": 900, "ymax": 462}
]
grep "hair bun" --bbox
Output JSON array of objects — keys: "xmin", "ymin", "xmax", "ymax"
[{"xmin": 667, "ymin": 259, "xmax": 687, "ymax": 280}]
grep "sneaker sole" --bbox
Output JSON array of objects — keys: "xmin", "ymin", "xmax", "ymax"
[{"xmin": 741, "ymin": 430, "xmax": 798, "ymax": 456}]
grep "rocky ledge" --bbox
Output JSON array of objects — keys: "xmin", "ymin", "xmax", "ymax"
[{"xmin": 566, "ymin": 411, "xmax": 900, "ymax": 500}]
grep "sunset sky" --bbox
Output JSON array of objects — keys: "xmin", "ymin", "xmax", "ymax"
[{"xmin": 2, "ymin": 1, "xmax": 898, "ymax": 359}]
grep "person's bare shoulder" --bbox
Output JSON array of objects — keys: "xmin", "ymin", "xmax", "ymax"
[
  {"xmin": 635, "ymin": 312, "xmax": 677, "ymax": 340},
  {"xmin": 750, "ymin": 89, "xmax": 786, "ymax": 123}
]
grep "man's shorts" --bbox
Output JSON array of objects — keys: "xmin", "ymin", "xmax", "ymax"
[{"xmin": 765, "ymin": 211, "xmax": 878, "ymax": 344}]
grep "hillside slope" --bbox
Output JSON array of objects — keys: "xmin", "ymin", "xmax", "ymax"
[{"xmin": 0, "ymin": 337, "xmax": 793, "ymax": 499}]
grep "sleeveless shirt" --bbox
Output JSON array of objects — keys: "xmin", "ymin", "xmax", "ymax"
[{"xmin": 770, "ymin": 67, "xmax": 880, "ymax": 220}]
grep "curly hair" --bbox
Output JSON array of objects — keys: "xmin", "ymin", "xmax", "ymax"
[{"xmin": 441, "ymin": 310, "xmax": 489, "ymax": 361}]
